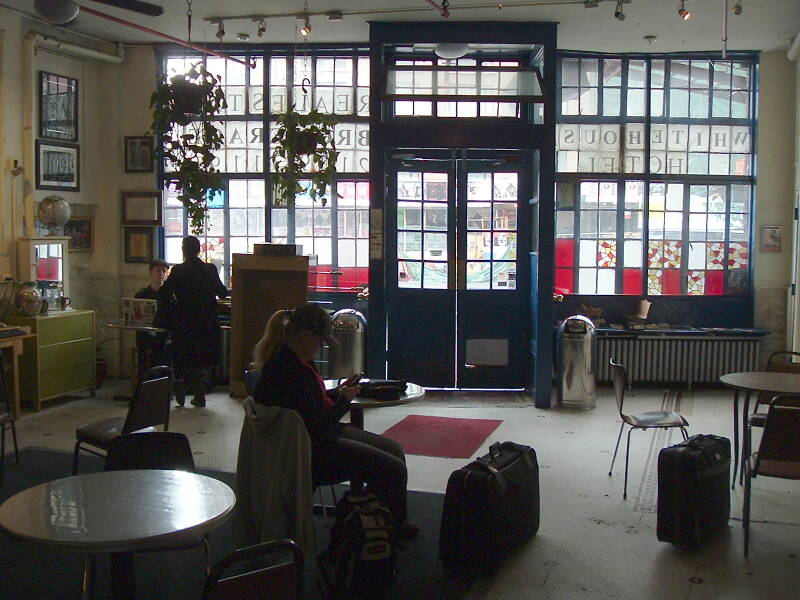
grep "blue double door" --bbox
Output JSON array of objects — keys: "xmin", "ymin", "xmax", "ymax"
[{"xmin": 384, "ymin": 152, "xmax": 531, "ymax": 389}]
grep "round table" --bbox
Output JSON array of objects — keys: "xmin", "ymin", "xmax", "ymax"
[
  {"xmin": 325, "ymin": 380, "xmax": 425, "ymax": 429},
  {"xmin": 0, "ymin": 469, "xmax": 235, "ymax": 599},
  {"xmin": 720, "ymin": 371, "xmax": 800, "ymax": 488}
]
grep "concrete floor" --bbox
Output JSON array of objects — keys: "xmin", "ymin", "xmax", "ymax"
[{"xmin": 5, "ymin": 380, "xmax": 800, "ymax": 598}]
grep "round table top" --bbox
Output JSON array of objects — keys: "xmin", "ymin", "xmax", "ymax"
[
  {"xmin": 720, "ymin": 371, "xmax": 800, "ymax": 394},
  {"xmin": 107, "ymin": 319, "xmax": 168, "ymax": 333},
  {"xmin": 325, "ymin": 380, "xmax": 425, "ymax": 408},
  {"xmin": 0, "ymin": 470, "xmax": 235, "ymax": 554}
]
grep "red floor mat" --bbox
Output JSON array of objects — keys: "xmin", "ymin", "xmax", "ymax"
[{"xmin": 381, "ymin": 414, "xmax": 503, "ymax": 459}]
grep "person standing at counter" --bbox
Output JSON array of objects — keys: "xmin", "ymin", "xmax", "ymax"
[
  {"xmin": 134, "ymin": 259, "xmax": 170, "ymax": 382},
  {"xmin": 252, "ymin": 302, "xmax": 418, "ymax": 538},
  {"xmin": 159, "ymin": 236, "xmax": 228, "ymax": 407}
]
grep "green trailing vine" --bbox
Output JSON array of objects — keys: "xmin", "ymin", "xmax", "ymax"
[
  {"xmin": 270, "ymin": 106, "xmax": 339, "ymax": 207},
  {"xmin": 150, "ymin": 63, "xmax": 227, "ymax": 233}
]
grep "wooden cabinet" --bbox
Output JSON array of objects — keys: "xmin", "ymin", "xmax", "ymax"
[
  {"xmin": 6, "ymin": 310, "xmax": 95, "ymax": 411},
  {"xmin": 229, "ymin": 254, "xmax": 309, "ymax": 397}
]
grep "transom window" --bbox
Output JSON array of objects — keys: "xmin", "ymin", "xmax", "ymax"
[{"xmin": 555, "ymin": 53, "xmax": 756, "ymax": 297}]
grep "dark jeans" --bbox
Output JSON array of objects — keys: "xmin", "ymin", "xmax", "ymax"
[{"xmin": 315, "ymin": 425, "xmax": 408, "ymax": 524}]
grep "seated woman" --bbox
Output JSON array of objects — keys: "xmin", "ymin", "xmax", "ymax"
[{"xmin": 252, "ymin": 302, "xmax": 417, "ymax": 538}]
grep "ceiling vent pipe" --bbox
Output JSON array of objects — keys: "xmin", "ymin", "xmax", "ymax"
[{"xmin": 29, "ymin": 32, "xmax": 125, "ymax": 63}]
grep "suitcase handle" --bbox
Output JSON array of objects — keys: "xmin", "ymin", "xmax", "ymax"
[
  {"xmin": 489, "ymin": 442, "xmax": 502, "ymax": 461},
  {"xmin": 476, "ymin": 457, "xmax": 508, "ymax": 491}
]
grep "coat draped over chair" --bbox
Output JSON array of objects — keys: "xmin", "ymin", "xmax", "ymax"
[{"xmin": 233, "ymin": 398, "xmax": 315, "ymax": 555}]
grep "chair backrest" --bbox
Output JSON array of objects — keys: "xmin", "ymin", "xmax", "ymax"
[
  {"xmin": 758, "ymin": 352, "xmax": 800, "ymax": 404},
  {"xmin": 104, "ymin": 431, "xmax": 196, "ymax": 472},
  {"xmin": 243, "ymin": 369, "xmax": 260, "ymax": 397},
  {"xmin": 609, "ymin": 358, "xmax": 626, "ymax": 416},
  {"xmin": 203, "ymin": 539, "xmax": 304, "ymax": 600},
  {"xmin": 755, "ymin": 396, "xmax": 800, "ymax": 474},
  {"xmin": 122, "ymin": 376, "xmax": 172, "ymax": 434}
]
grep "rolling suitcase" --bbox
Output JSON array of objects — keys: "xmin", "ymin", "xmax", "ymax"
[
  {"xmin": 439, "ymin": 441, "xmax": 539, "ymax": 572},
  {"xmin": 657, "ymin": 434, "xmax": 730, "ymax": 549}
]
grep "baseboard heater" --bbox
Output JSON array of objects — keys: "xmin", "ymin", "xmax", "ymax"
[{"xmin": 596, "ymin": 334, "xmax": 764, "ymax": 389}]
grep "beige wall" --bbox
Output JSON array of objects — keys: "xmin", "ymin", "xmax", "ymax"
[
  {"xmin": 0, "ymin": 10, "xmax": 156, "ymax": 374},
  {"xmin": 755, "ymin": 50, "xmax": 798, "ymax": 359}
]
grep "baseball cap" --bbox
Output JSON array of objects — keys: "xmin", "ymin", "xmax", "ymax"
[{"xmin": 287, "ymin": 302, "xmax": 337, "ymax": 346}]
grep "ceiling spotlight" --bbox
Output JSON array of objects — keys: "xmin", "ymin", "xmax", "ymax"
[
  {"xmin": 215, "ymin": 21, "xmax": 225, "ymax": 40},
  {"xmin": 300, "ymin": 15, "xmax": 312, "ymax": 36},
  {"xmin": 253, "ymin": 17, "xmax": 266, "ymax": 37},
  {"xmin": 733, "ymin": 1, "xmax": 742, "ymax": 15},
  {"xmin": 614, "ymin": 1, "xmax": 625, "ymax": 21},
  {"xmin": 677, "ymin": 1, "xmax": 691, "ymax": 20},
  {"xmin": 434, "ymin": 43, "xmax": 471, "ymax": 60},
  {"xmin": 583, "ymin": 0, "xmax": 598, "ymax": 7},
  {"xmin": 327, "ymin": 10, "xmax": 343, "ymax": 21},
  {"xmin": 236, "ymin": 33, "xmax": 250, "ymax": 42}
]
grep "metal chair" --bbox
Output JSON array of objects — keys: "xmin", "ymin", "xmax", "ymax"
[
  {"xmin": 741, "ymin": 352, "xmax": 800, "ymax": 484},
  {"xmin": 0, "ymin": 352, "xmax": 20, "ymax": 486},
  {"xmin": 104, "ymin": 431, "xmax": 195, "ymax": 472},
  {"xmin": 743, "ymin": 395, "xmax": 800, "ymax": 557},
  {"xmin": 72, "ymin": 375, "xmax": 171, "ymax": 474},
  {"xmin": 203, "ymin": 539, "xmax": 304, "ymax": 600},
  {"xmin": 608, "ymin": 358, "xmax": 689, "ymax": 499}
]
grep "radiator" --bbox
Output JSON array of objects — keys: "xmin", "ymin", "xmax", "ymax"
[{"xmin": 596, "ymin": 335, "xmax": 762, "ymax": 389}]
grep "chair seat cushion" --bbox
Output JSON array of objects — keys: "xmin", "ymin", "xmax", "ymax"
[
  {"xmin": 76, "ymin": 418, "xmax": 156, "ymax": 447},
  {"xmin": 755, "ymin": 457, "xmax": 800, "ymax": 479},
  {"xmin": 625, "ymin": 410, "xmax": 688, "ymax": 428}
]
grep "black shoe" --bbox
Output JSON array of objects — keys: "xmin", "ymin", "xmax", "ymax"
[
  {"xmin": 174, "ymin": 384, "xmax": 186, "ymax": 407},
  {"xmin": 191, "ymin": 396, "xmax": 206, "ymax": 407}
]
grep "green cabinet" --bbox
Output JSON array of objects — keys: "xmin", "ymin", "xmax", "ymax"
[{"xmin": 6, "ymin": 310, "xmax": 95, "ymax": 411}]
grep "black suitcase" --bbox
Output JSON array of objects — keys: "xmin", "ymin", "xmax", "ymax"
[
  {"xmin": 657, "ymin": 434, "xmax": 730, "ymax": 549},
  {"xmin": 439, "ymin": 441, "xmax": 539, "ymax": 572}
]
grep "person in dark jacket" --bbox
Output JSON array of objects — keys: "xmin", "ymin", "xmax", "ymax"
[
  {"xmin": 133, "ymin": 259, "xmax": 170, "ymax": 381},
  {"xmin": 252, "ymin": 302, "xmax": 418, "ymax": 538},
  {"xmin": 158, "ymin": 236, "xmax": 228, "ymax": 407}
]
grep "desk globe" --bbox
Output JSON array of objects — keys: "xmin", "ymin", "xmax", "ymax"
[{"xmin": 37, "ymin": 195, "xmax": 71, "ymax": 235}]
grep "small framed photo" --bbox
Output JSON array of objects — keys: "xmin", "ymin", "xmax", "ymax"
[
  {"xmin": 39, "ymin": 71, "xmax": 78, "ymax": 141},
  {"xmin": 63, "ymin": 217, "xmax": 94, "ymax": 251},
  {"xmin": 36, "ymin": 139, "xmax": 80, "ymax": 191},
  {"xmin": 124, "ymin": 226, "xmax": 155, "ymax": 263},
  {"xmin": 124, "ymin": 136, "xmax": 155, "ymax": 173},
  {"xmin": 122, "ymin": 191, "xmax": 163, "ymax": 226},
  {"xmin": 760, "ymin": 225, "xmax": 782, "ymax": 253}
]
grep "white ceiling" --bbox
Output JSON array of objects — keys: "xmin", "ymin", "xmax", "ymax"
[{"xmin": 4, "ymin": 0, "xmax": 799, "ymax": 54}]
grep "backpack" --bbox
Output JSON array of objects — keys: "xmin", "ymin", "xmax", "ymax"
[{"xmin": 318, "ymin": 488, "xmax": 398, "ymax": 599}]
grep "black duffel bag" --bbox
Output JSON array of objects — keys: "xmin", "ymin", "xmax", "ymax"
[{"xmin": 356, "ymin": 379, "xmax": 408, "ymax": 401}]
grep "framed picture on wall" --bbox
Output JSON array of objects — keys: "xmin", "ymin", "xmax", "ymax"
[
  {"xmin": 35, "ymin": 140, "xmax": 80, "ymax": 191},
  {"xmin": 63, "ymin": 217, "xmax": 94, "ymax": 251},
  {"xmin": 124, "ymin": 136, "xmax": 155, "ymax": 173},
  {"xmin": 39, "ymin": 71, "xmax": 78, "ymax": 141},
  {"xmin": 122, "ymin": 191, "xmax": 162, "ymax": 226},
  {"xmin": 760, "ymin": 225, "xmax": 782, "ymax": 253},
  {"xmin": 124, "ymin": 227, "xmax": 155, "ymax": 263}
]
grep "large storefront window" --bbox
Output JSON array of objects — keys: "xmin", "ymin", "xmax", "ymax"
[
  {"xmin": 555, "ymin": 54, "xmax": 756, "ymax": 296},
  {"xmin": 160, "ymin": 50, "xmax": 369, "ymax": 290}
]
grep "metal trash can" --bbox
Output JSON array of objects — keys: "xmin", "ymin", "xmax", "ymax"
[
  {"xmin": 556, "ymin": 315, "xmax": 596, "ymax": 409},
  {"xmin": 329, "ymin": 308, "xmax": 367, "ymax": 378}
]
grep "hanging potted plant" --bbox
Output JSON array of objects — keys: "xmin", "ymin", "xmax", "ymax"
[
  {"xmin": 150, "ymin": 62, "xmax": 227, "ymax": 233},
  {"xmin": 270, "ymin": 105, "xmax": 340, "ymax": 207}
]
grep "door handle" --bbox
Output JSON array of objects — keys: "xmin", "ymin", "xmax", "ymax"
[{"xmin": 465, "ymin": 363, "xmax": 477, "ymax": 369}]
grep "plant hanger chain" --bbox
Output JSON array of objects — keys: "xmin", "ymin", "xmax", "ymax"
[{"xmin": 186, "ymin": 0, "xmax": 193, "ymax": 43}]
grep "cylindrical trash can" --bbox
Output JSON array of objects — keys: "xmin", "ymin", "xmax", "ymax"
[
  {"xmin": 556, "ymin": 315, "xmax": 596, "ymax": 409},
  {"xmin": 329, "ymin": 309, "xmax": 367, "ymax": 379}
]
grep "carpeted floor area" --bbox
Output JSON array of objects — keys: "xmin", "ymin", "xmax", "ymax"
[{"xmin": 4, "ymin": 380, "xmax": 800, "ymax": 599}]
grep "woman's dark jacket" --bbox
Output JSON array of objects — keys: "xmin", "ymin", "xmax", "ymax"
[
  {"xmin": 158, "ymin": 256, "xmax": 228, "ymax": 368},
  {"xmin": 253, "ymin": 344, "xmax": 349, "ymax": 458}
]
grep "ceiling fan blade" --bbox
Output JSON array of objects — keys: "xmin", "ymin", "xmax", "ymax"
[{"xmin": 88, "ymin": 0, "xmax": 163, "ymax": 17}]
